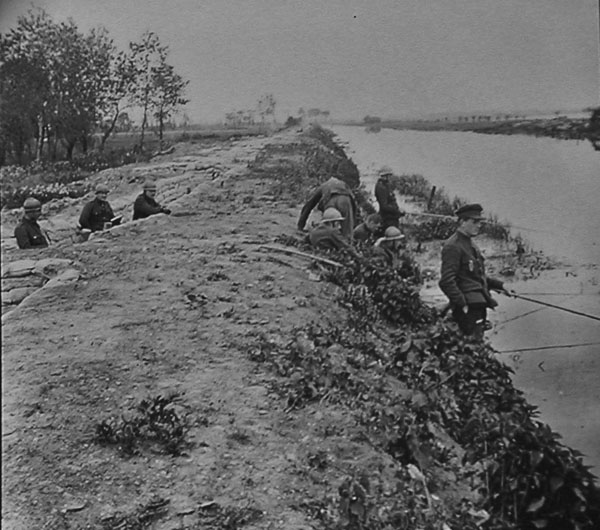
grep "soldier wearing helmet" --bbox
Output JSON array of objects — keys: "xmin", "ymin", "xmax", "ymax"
[
  {"xmin": 297, "ymin": 177, "xmax": 357, "ymax": 238},
  {"xmin": 133, "ymin": 181, "xmax": 171, "ymax": 220},
  {"xmin": 14, "ymin": 198, "xmax": 49, "ymax": 249},
  {"xmin": 308, "ymin": 207, "xmax": 356, "ymax": 254},
  {"xmin": 79, "ymin": 184, "xmax": 116, "ymax": 232},
  {"xmin": 374, "ymin": 167, "xmax": 404, "ymax": 230},
  {"xmin": 372, "ymin": 226, "xmax": 407, "ymax": 269}
]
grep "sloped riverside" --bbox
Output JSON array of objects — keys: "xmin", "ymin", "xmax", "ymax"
[{"xmin": 2, "ymin": 126, "xmax": 598, "ymax": 529}]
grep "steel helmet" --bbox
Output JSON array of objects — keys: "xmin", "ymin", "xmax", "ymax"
[
  {"xmin": 95, "ymin": 183, "xmax": 110, "ymax": 194},
  {"xmin": 23, "ymin": 197, "xmax": 42, "ymax": 211},
  {"xmin": 378, "ymin": 166, "xmax": 394, "ymax": 177},
  {"xmin": 143, "ymin": 181, "xmax": 157, "ymax": 191},
  {"xmin": 320, "ymin": 207, "xmax": 345, "ymax": 224},
  {"xmin": 384, "ymin": 226, "xmax": 405, "ymax": 241}
]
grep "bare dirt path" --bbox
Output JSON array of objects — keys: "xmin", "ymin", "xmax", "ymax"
[{"xmin": 2, "ymin": 130, "xmax": 379, "ymax": 529}]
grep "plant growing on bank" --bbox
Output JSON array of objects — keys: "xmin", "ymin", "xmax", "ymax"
[{"xmin": 95, "ymin": 393, "xmax": 190, "ymax": 456}]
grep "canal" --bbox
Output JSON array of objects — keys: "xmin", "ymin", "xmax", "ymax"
[{"xmin": 333, "ymin": 124, "xmax": 600, "ymax": 473}]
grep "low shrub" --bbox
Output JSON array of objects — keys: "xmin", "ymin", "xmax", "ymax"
[{"xmin": 95, "ymin": 393, "xmax": 190, "ymax": 456}]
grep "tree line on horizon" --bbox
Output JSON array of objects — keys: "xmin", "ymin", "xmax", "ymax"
[{"xmin": 0, "ymin": 9, "xmax": 189, "ymax": 166}]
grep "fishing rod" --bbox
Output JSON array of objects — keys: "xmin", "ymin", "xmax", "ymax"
[
  {"xmin": 511, "ymin": 293, "xmax": 600, "ymax": 322},
  {"xmin": 497, "ymin": 341, "xmax": 600, "ymax": 354}
]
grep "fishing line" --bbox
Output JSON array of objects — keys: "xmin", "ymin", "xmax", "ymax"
[
  {"xmin": 495, "ymin": 306, "xmax": 547, "ymax": 328},
  {"xmin": 497, "ymin": 341, "xmax": 600, "ymax": 354},
  {"xmin": 516, "ymin": 292, "xmax": 594, "ymax": 296},
  {"xmin": 512, "ymin": 294, "xmax": 600, "ymax": 322}
]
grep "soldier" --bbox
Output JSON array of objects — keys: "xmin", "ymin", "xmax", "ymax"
[
  {"xmin": 79, "ymin": 184, "xmax": 116, "ymax": 232},
  {"xmin": 298, "ymin": 177, "xmax": 357, "ymax": 238},
  {"xmin": 439, "ymin": 203, "xmax": 511, "ymax": 338},
  {"xmin": 353, "ymin": 213, "xmax": 383, "ymax": 243},
  {"xmin": 14, "ymin": 198, "xmax": 49, "ymax": 249},
  {"xmin": 309, "ymin": 207, "xmax": 356, "ymax": 254},
  {"xmin": 372, "ymin": 226, "xmax": 406, "ymax": 268},
  {"xmin": 374, "ymin": 167, "xmax": 404, "ymax": 229},
  {"xmin": 133, "ymin": 181, "xmax": 171, "ymax": 220}
]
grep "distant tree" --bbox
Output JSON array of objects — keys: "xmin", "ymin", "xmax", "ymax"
[
  {"xmin": 0, "ymin": 9, "xmax": 118, "ymax": 161},
  {"xmin": 128, "ymin": 32, "xmax": 166, "ymax": 149},
  {"xmin": 115, "ymin": 112, "xmax": 132, "ymax": 132},
  {"xmin": 180, "ymin": 113, "xmax": 191, "ymax": 129},
  {"xmin": 149, "ymin": 59, "xmax": 189, "ymax": 143},
  {"xmin": 98, "ymin": 46, "xmax": 136, "ymax": 150},
  {"xmin": 256, "ymin": 93, "xmax": 276, "ymax": 123},
  {"xmin": 363, "ymin": 115, "xmax": 382, "ymax": 124}
]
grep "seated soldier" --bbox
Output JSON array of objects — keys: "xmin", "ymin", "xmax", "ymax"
[
  {"xmin": 373, "ymin": 226, "xmax": 406, "ymax": 268},
  {"xmin": 133, "ymin": 181, "xmax": 171, "ymax": 220},
  {"xmin": 353, "ymin": 213, "xmax": 383, "ymax": 243},
  {"xmin": 79, "ymin": 184, "xmax": 117, "ymax": 232},
  {"xmin": 14, "ymin": 198, "xmax": 49, "ymax": 249},
  {"xmin": 309, "ymin": 207, "xmax": 355, "ymax": 253}
]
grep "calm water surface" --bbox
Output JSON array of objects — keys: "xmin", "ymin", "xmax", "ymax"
[
  {"xmin": 333, "ymin": 125, "xmax": 600, "ymax": 472},
  {"xmin": 333, "ymin": 125, "xmax": 600, "ymax": 265}
]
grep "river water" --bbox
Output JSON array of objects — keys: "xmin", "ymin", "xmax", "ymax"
[{"xmin": 332, "ymin": 125, "xmax": 600, "ymax": 473}]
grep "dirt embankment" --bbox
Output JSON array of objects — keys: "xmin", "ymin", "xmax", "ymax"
[
  {"xmin": 1, "ymin": 128, "xmax": 381, "ymax": 530},
  {"xmin": 2, "ymin": 127, "xmax": 599, "ymax": 530}
]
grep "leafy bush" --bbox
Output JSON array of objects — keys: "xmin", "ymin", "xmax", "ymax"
[
  {"xmin": 1, "ymin": 181, "xmax": 93, "ymax": 209},
  {"xmin": 95, "ymin": 393, "xmax": 190, "ymax": 456}
]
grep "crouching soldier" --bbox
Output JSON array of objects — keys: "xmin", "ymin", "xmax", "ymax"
[
  {"xmin": 353, "ymin": 213, "xmax": 383, "ymax": 243},
  {"xmin": 79, "ymin": 184, "xmax": 117, "ymax": 232},
  {"xmin": 309, "ymin": 207, "xmax": 357, "ymax": 255},
  {"xmin": 14, "ymin": 198, "xmax": 49, "ymax": 249},
  {"xmin": 439, "ymin": 203, "xmax": 511, "ymax": 338},
  {"xmin": 298, "ymin": 177, "xmax": 357, "ymax": 238},
  {"xmin": 372, "ymin": 226, "xmax": 406, "ymax": 267},
  {"xmin": 133, "ymin": 181, "xmax": 171, "ymax": 220}
]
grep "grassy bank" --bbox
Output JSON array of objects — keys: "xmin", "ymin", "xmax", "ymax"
[{"xmin": 263, "ymin": 126, "xmax": 600, "ymax": 528}]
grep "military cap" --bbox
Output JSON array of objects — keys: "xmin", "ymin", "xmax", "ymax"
[
  {"xmin": 95, "ymin": 183, "xmax": 110, "ymax": 194},
  {"xmin": 23, "ymin": 197, "xmax": 42, "ymax": 211},
  {"xmin": 378, "ymin": 166, "xmax": 394, "ymax": 177},
  {"xmin": 143, "ymin": 181, "xmax": 157, "ymax": 191},
  {"xmin": 455, "ymin": 203, "xmax": 484, "ymax": 220}
]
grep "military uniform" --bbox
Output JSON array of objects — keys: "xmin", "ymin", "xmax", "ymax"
[
  {"xmin": 308, "ymin": 225, "xmax": 352, "ymax": 252},
  {"xmin": 133, "ymin": 193, "xmax": 170, "ymax": 220},
  {"xmin": 14, "ymin": 217, "xmax": 49, "ymax": 249},
  {"xmin": 79, "ymin": 198, "xmax": 115, "ymax": 232},
  {"xmin": 439, "ymin": 231, "xmax": 504, "ymax": 336},
  {"xmin": 298, "ymin": 177, "xmax": 357, "ymax": 238},
  {"xmin": 374, "ymin": 177, "xmax": 402, "ymax": 229}
]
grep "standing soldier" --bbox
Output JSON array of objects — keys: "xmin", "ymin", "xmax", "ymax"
[
  {"xmin": 374, "ymin": 167, "xmax": 403, "ymax": 229},
  {"xmin": 439, "ymin": 203, "xmax": 511, "ymax": 338},
  {"xmin": 79, "ymin": 184, "xmax": 116, "ymax": 232},
  {"xmin": 133, "ymin": 181, "xmax": 171, "ymax": 220},
  {"xmin": 297, "ymin": 177, "xmax": 357, "ymax": 238},
  {"xmin": 14, "ymin": 198, "xmax": 49, "ymax": 249}
]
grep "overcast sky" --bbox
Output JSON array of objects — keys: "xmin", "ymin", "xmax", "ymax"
[{"xmin": 1, "ymin": 0, "xmax": 598, "ymax": 123}]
